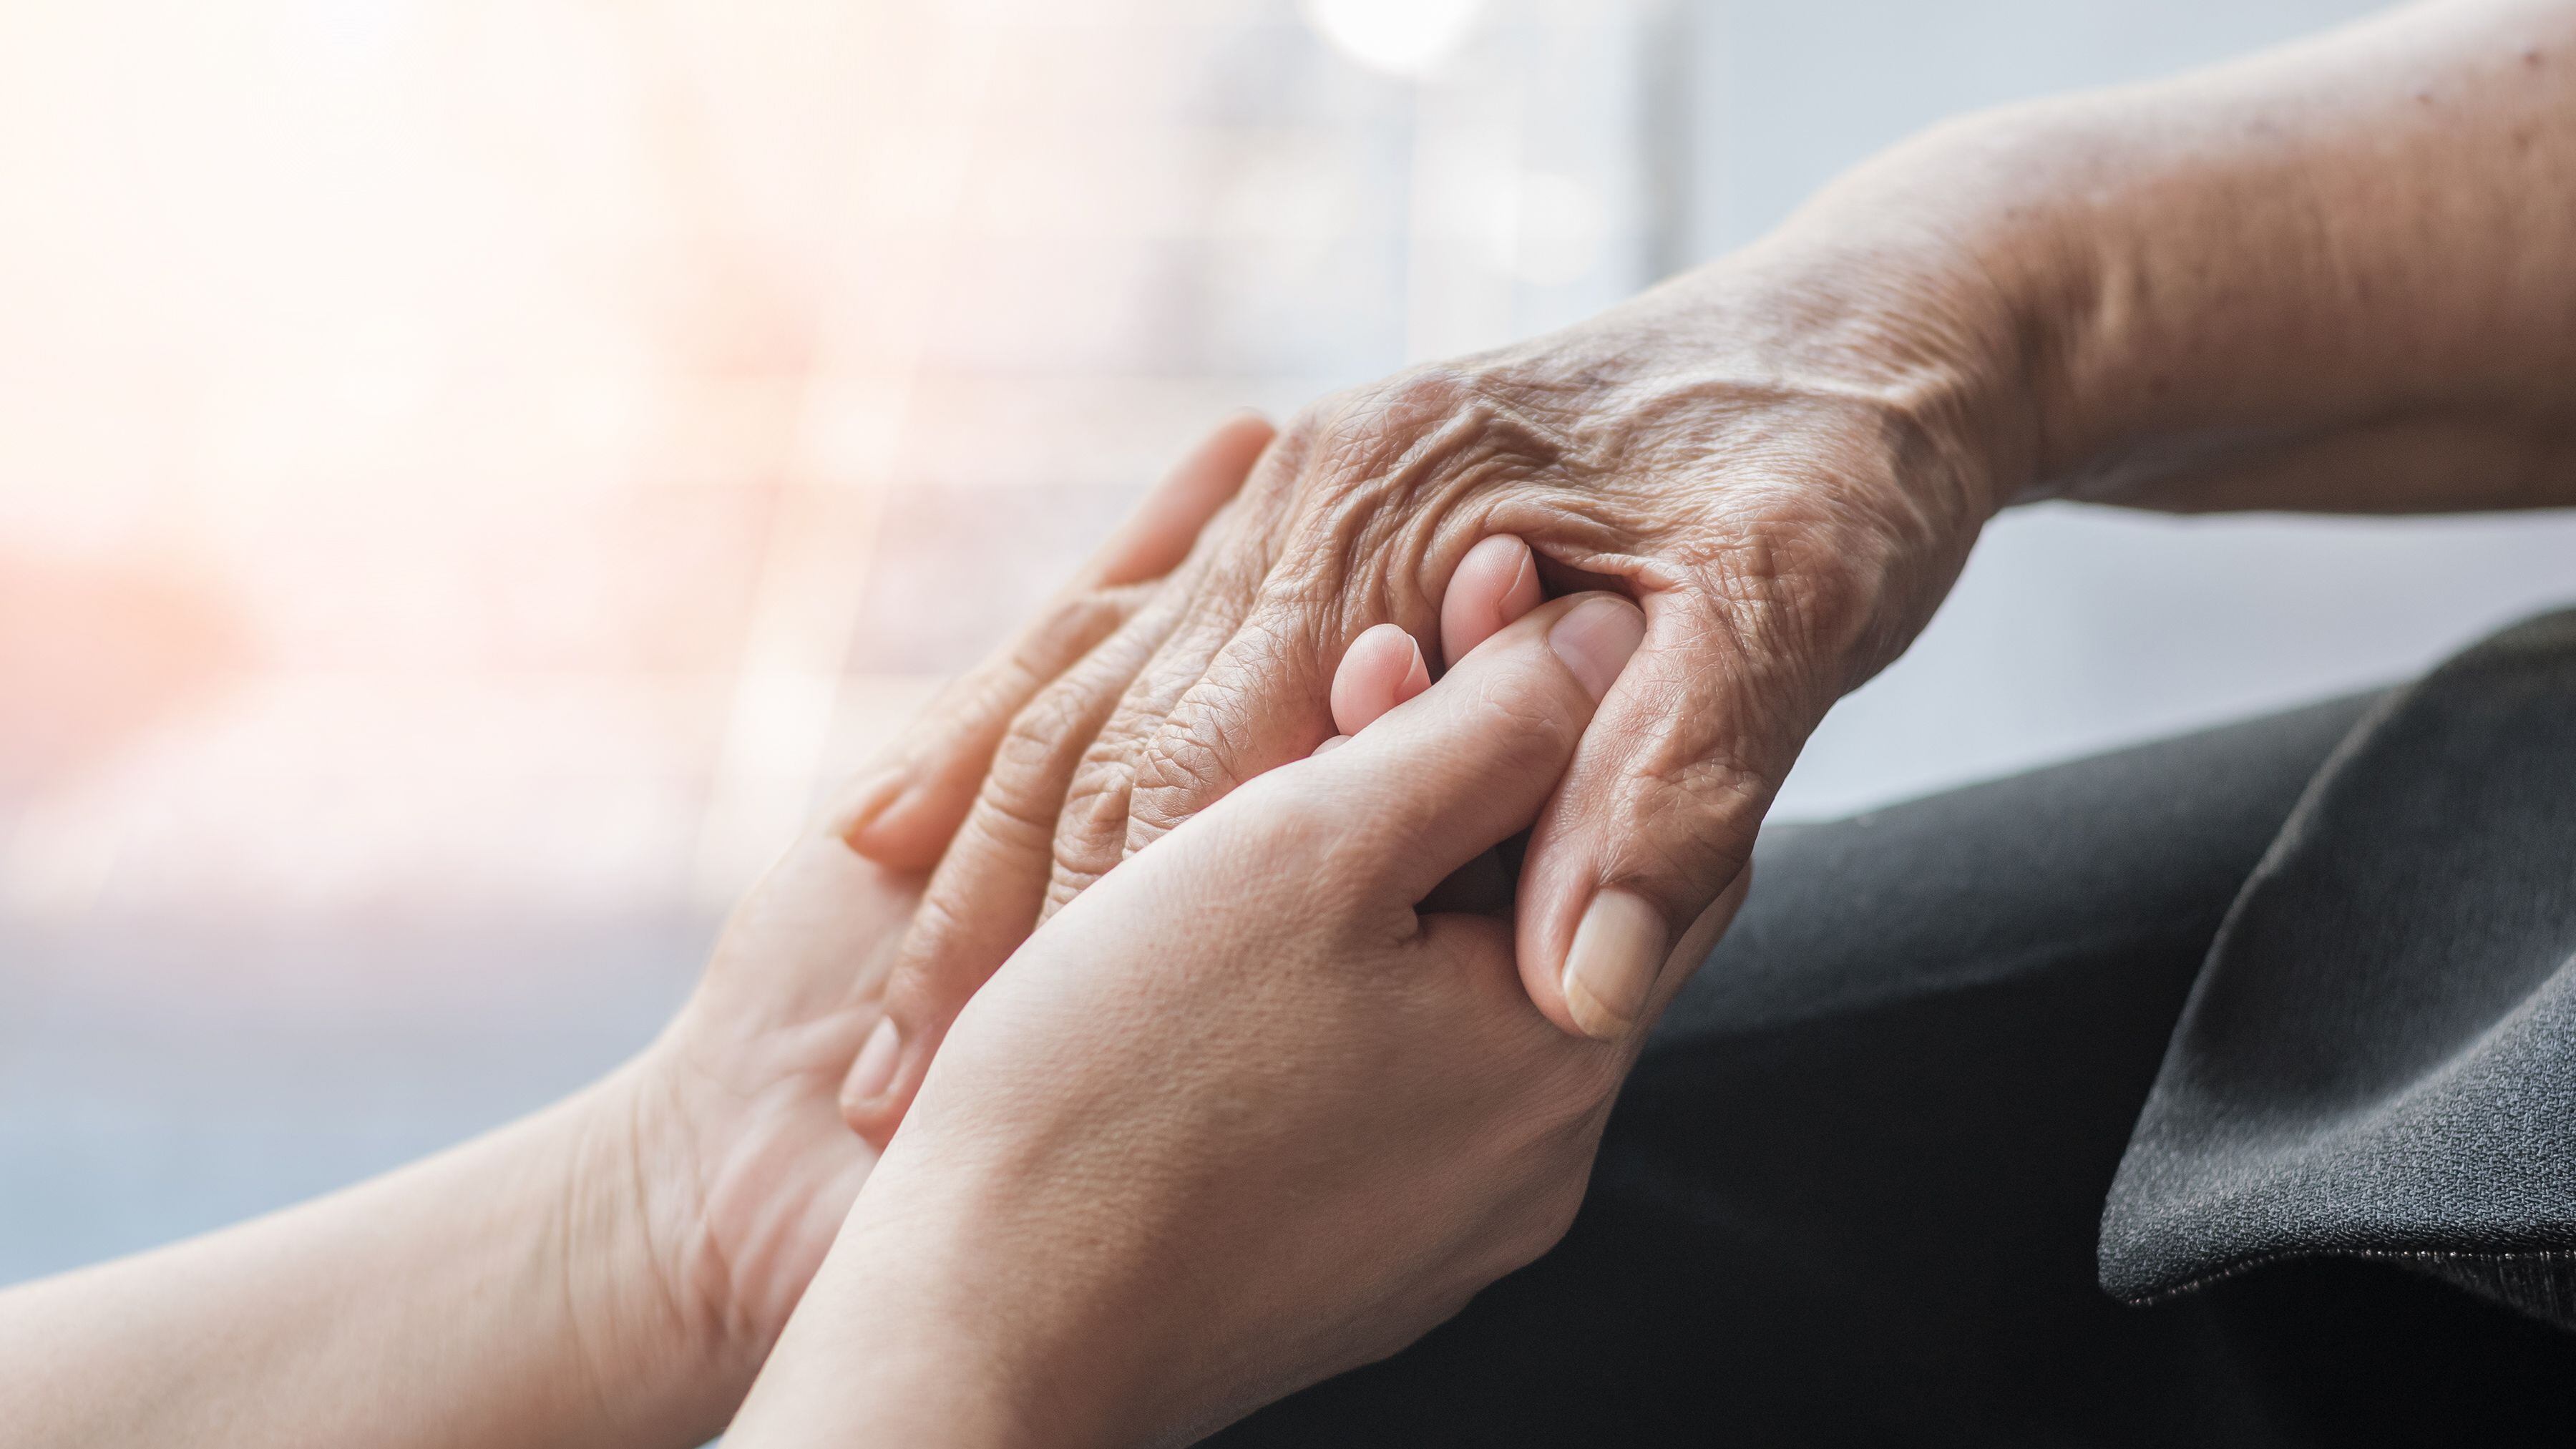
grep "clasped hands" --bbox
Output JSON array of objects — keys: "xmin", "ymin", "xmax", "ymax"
[
  {"xmin": 670, "ymin": 286, "xmax": 2009, "ymax": 1440},
  {"xmin": 0, "ymin": 248, "xmax": 2011, "ymax": 1448},
  {"xmin": 679, "ymin": 414, "xmax": 1742, "ymax": 1446}
]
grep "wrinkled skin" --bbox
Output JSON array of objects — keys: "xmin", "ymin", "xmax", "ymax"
[
  {"xmin": 841, "ymin": 246, "xmax": 2029, "ymax": 1138},
  {"xmin": 843, "ymin": 0, "xmax": 2576, "ymax": 1141}
]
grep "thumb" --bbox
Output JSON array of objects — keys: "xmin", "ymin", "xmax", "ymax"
[
  {"xmin": 1296, "ymin": 592, "xmax": 1644, "ymax": 905},
  {"xmin": 1516, "ymin": 588, "xmax": 1809, "ymax": 1040}
]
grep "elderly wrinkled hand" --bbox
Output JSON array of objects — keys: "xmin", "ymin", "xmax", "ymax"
[{"xmin": 837, "ymin": 242, "xmax": 2031, "ymax": 1141}]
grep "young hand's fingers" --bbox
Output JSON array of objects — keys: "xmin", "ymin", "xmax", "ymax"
[
  {"xmin": 1513, "ymin": 587, "xmax": 1807, "ymax": 1041},
  {"xmin": 1294, "ymin": 592, "xmax": 1645, "ymax": 906},
  {"xmin": 825, "ymin": 589, "xmax": 1136, "ymax": 871},
  {"xmin": 1088, "ymin": 412, "xmax": 1277, "ymax": 588},
  {"xmin": 1328, "ymin": 623, "xmax": 1430, "ymax": 736},
  {"xmin": 838, "ymin": 584, "xmax": 1189, "ymax": 1143},
  {"xmin": 836, "ymin": 414, "xmax": 1272, "ymax": 869},
  {"xmin": 1438, "ymin": 534, "xmax": 1543, "ymax": 670}
]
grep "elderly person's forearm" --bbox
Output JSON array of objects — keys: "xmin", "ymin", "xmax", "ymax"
[{"xmin": 1781, "ymin": 0, "xmax": 2576, "ymax": 514}]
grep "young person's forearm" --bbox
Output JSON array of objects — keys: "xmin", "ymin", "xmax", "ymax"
[
  {"xmin": 724, "ymin": 1211, "xmax": 1078, "ymax": 1449},
  {"xmin": 0, "ymin": 1068, "xmax": 729, "ymax": 1449},
  {"xmin": 1760, "ymin": 0, "xmax": 2576, "ymax": 516}
]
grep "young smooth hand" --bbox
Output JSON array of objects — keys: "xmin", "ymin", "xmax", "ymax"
[
  {"xmin": 623, "ymin": 414, "xmax": 1277, "ymax": 1387},
  {"xmin": 729, "ymin": 587, "xmax": 1745, "ymax": 1448},
  {"xmin": 0, "ymin": 416, "xmax": 1271, "ymax": 1449}
]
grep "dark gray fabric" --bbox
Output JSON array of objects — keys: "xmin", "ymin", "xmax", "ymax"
[
  {"xmin": 2102, "ymin": 609, "xmax": 2576, "ymax": 1324},
  {"xmin": 1216, "ymin": 676, "xmax": 2576, "ymax": 1447}
]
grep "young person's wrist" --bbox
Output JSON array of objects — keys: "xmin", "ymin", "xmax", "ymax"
[
  {"xmin": 548, "ymin": 1065, "xmax": 753, "ymax": 1445},
  {"xmin": 728, "ymin": 1174, "xmax": 1126, "ymax": 1449}
]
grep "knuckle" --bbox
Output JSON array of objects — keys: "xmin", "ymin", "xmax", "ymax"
[
  {"xmin": 1050, "ymin": 752, "xmax": 1136, "ymax": 880},
  {"xmin": 1083, "ymin": 683, "xmax": 1172, "ymax": 757},
  {"xmin": 992, "ymin": 673, "xmax": 1103, "ymax": 789},
  {"xmin": 1683, "ymin": 489, "xmax": 1918, "ymax": 698},
  {"xmin": 965, "ymin": 779, "xmax": 1060, "ymax": 861},
  {"xmin": 1289, "ymin": 365, "xmax": 1575, "ymax": 529},
  {"xmin": 1040, "ymin": 864, "xmax": 1091, "ymax": 918},
  {"xmin": 1609, "ymin": 754, "xmax": 1764, "ymax": 902},
  {"xmin": 1251, "ymin": 371, "xmax": 1592, "ymax": 654},
  {"xmin": 1441, "ymin": 671, "xmax": 1577, "ymax": 780},
  {"xmin": 1124, "ymin": 624, "xmax": 1332, "ymax": 845},
  {"xmin": 1632, "ymin": 727, "xmax": 1766, "ymax": 808},
  {"xmin": 1335, "ymin": 364, "xmax": 1473, "ymax": 443},
  {"xmin": 1186, "ymin": 759, "xmax": 1357, "ymax": 877},
  {"xmin": 1233, "ymin": 779, "xmax": 1384, "ymax": 904},
  {"xmin": 1129, "ymin": 696, "xmax": 1251, "ymax": 828},
  {"xmin": 1267, "ymin": 782, "xmax": 1357, "ymax": 867},
  {"xmin": 1129, "ymin": 731, "xmax": 1229, "ymax": 834},
  {"xmin": 985, "ymin": 651, "xmax": 1155, "ymax": 858},
  {"xmin": 1718, "ymin": 547, "xmax": 1861, "ymax": 680}
]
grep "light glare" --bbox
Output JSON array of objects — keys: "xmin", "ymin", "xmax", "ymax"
[{"xmin": 1302, "ymin": 0, "xmax": 1485, "ymax": 77}]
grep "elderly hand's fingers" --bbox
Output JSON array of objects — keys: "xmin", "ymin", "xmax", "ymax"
[
  {"xmin": 839, "ymin": 583, "xmax": 1190, "ymax": 1141},
  {"xmin": 1106, "ymin": 522, "xmax": 1543, "ymax": 887},
  {"xmin": 835, "ymin": 414, "xmax": 1274, "ymax": 869},
  {"xmin": 821, "ymin": 592, "xmax": 1128, "ymax": 871},
  {"xmin": 1289, "ymin": 592, "xmax": 1645, "ymax": 907},
  {"xmin": 863, "ymin": 511, "xmax": 1514, "ymax": 1139},
  {"xmin": 1513, "ymin": 586, "xmax": 1812, "ymax": 1040},
  {"xmin": 1328, "ymin": 624, "xmax": 1430, "ymax": 738},
  {"xmin": 1438, "ymin": 533, "xmax": 1543, "ymax": 670},
  {"xmin": 1330, "ymin": 532, "xmax": 1543, "ymax": 738},
  {"xmin": 1318, "ymin": 536, "xmax": 1544, "ymax": 903},
  {"xmin": 1038, "ymin": 467, "xmax": 1302, "ymax": 916}
]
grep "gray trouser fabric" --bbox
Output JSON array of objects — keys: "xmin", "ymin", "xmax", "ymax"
[
  {"xmin": 2102, "ymin": 610, "xmax": 2576, "ymax": 1325},
  {"xmin": 1215, "ymin": 610, "xmax": 2576, "ymax": 1448}
]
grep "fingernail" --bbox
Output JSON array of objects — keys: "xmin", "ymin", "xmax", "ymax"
[
  {"xmin": 1548, "ymin": 597, "xmax": 1646, "ymax": 701},
  {"xmin": 847, "ymin": 1017, "xmax": 904, "ymax": 1103},
  {"xmin": 1561, "ymin": 888, "xmax": 1667, "ymax": 1040},
  {"xmin": 839, "ymin": 769, "xmax": 910, "ymax": 841}
]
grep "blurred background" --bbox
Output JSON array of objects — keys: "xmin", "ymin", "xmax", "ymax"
[{"xmin": 6, "ymin": 0, "xmax": 2572, "ymax": 1284}]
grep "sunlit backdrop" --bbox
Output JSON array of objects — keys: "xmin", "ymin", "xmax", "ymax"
[
  {"xmin": 0, "ymin": 0, "xmax": 1665, "ymax": 1279},
  {"xmin": 0, "ymin": 0, "xmax": 1657, "ymax": 927},
  {"xmin": 10, "ymin": 0, "xmax": 2576, "ymax": 1293}
]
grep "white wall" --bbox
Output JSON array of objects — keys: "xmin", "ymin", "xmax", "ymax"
[{"xmin": 1660, "ymin": 0, "xmax": 2576, "ymax": 816}]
